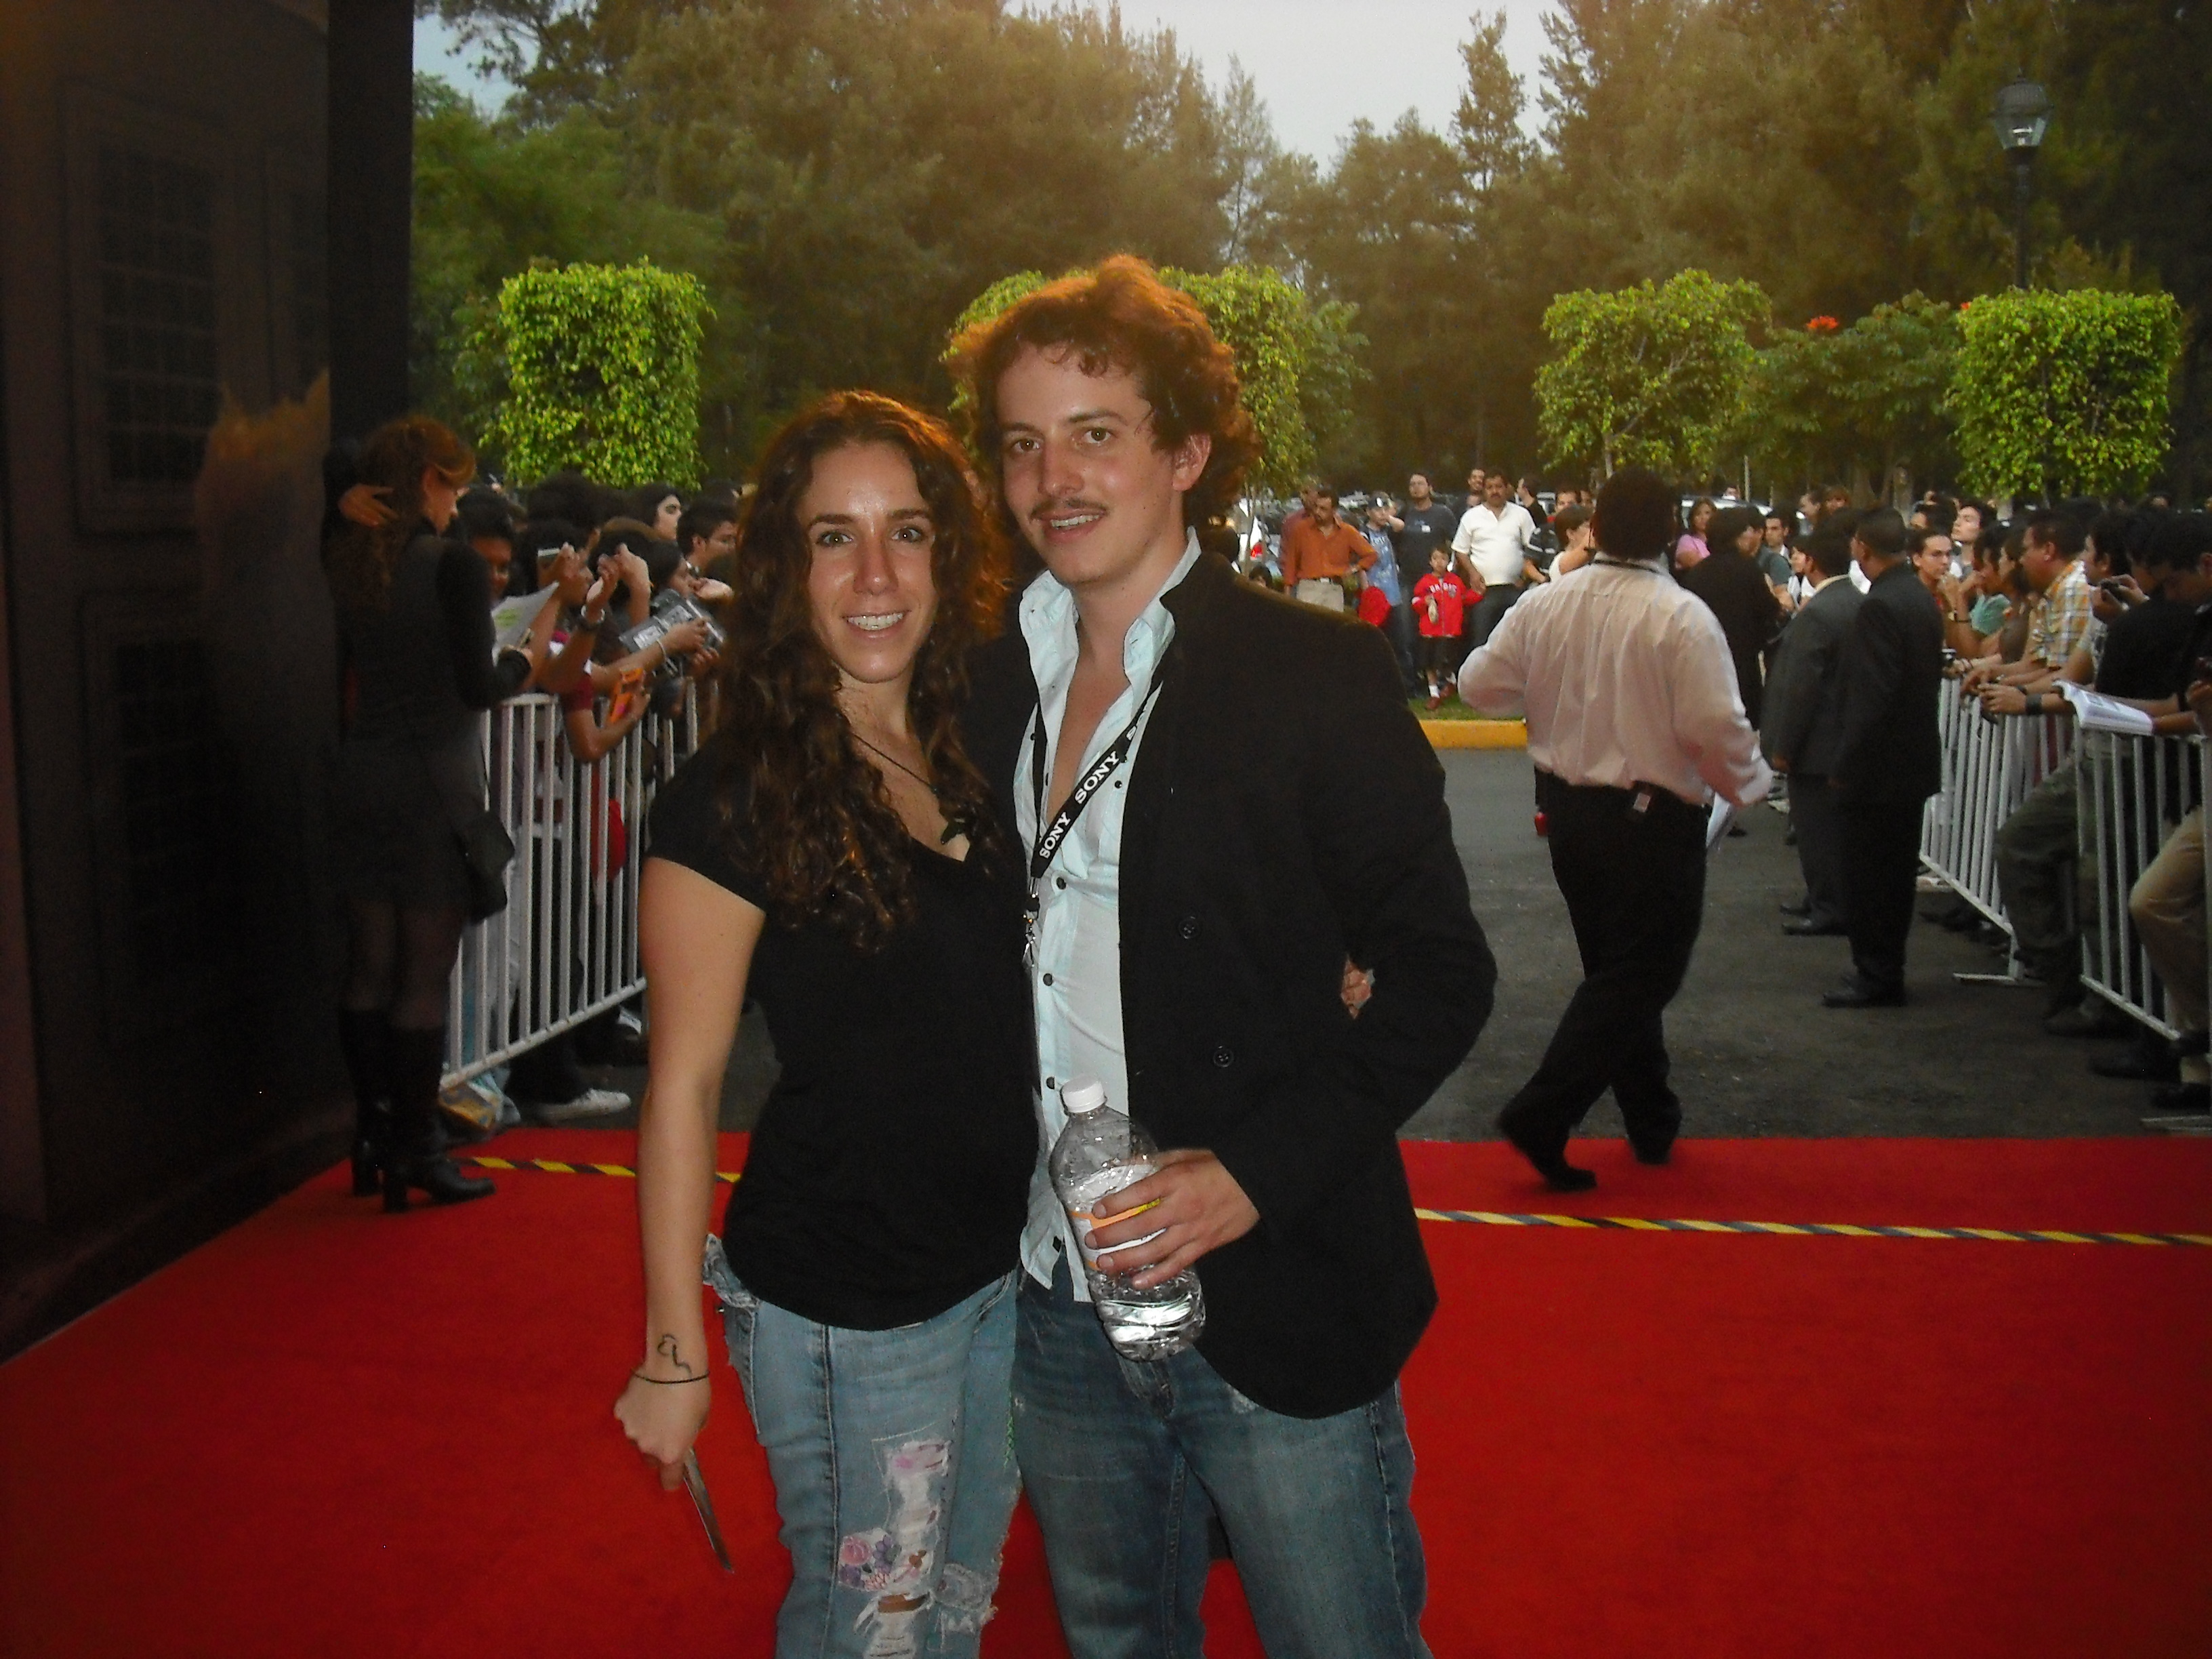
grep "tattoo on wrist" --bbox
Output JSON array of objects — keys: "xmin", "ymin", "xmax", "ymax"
[{"xmin": 655, "ymin": 1332, "xmax": 697, "ymax": 1377}]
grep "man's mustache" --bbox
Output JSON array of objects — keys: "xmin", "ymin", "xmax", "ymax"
[{"xmin": 1028, "ymin": 498, "xmax": 1110, "ymax": 526}]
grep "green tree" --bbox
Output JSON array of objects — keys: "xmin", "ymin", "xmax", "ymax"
[
  {"xmin": 1950, "ymin": 287, "xmax": 2184, "ymax": 499},
  {"xmin": 1454, "ymin": 6, "xmax": 1534, "ymax": 193},
  {"xmin": 1742, "ymin": 294, "xmax": 1962, "ymax": 498},
  {"xmin": 409, "ymin": 75, "xmax": 734, "ymax": 467},
  {"xmin": 466, "ymin": 260, "xmax": 712, "ymax": 486},
  {"xmin": 1536, "ymin": 270, "xmax": 1769, "ymax": 477},
  {"xmin": 1269, "ymin": 114, "xmax": 1481, "ymax": 481},
  {"xmin": 944, "ymin": 264, "xmax": 1360, "ymax": 496},
  {"xmin": 1908, "ymin": 0, "xmax": 2212, "ymax": 492}
]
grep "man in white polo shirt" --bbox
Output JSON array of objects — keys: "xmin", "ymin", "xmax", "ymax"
[{"xmin": 1452, "ymin": 468, "xmax": 1543, "ymax": 651}]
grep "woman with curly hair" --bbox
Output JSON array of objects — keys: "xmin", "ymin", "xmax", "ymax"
[
  {"xmin": 325, "ymin": 415, "xmax": 586, "ymax": 1211},
  {"xmin": 615, "ymin": 392, "xmax": 1030, "ymax": 1656}
]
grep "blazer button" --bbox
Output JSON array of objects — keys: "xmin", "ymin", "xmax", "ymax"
[
  {"xmin": 1179, "ymin": 914, "xmax": 1200, "ymax": 940},
  {"xmin": 1213, "ymin": 1044, "xmax": 1233, "ymax": 1069}
]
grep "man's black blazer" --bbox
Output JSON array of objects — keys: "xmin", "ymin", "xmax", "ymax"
[
  {"xmin": 1762, "ymin": 576, "xmax": 1864, "ymax": 778},
  {"xmin": 1834, "ymin": 562, "xmax": 1946, "ymax": 804},
  {"xmin": 1679, "ymin": 549, "xmax": 1783, "ymax": 726},
  {"xmin": 964, "ymin": 552, "xmax": 1496, "ymax": 1418}
]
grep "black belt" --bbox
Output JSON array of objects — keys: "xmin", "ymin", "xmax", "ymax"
[{"xmin": 1536, "ymin": 769, "xmax": 1702, "ymax": 821}]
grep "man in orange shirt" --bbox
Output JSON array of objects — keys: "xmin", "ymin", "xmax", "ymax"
[{"xmin": 1277, "ymin": 483, "xmax": 1376, "ymax": 611}]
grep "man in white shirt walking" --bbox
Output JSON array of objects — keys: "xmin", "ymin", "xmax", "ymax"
[
  {"xmin": 1452, "ymin": 469, "xmax": 1544, "ymax": 653},
  {"xmin": 1460, "ymin": 468, "xmax": 1770, "ymax": 1190}
]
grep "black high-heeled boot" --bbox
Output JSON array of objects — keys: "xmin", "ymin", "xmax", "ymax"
[
  {"xmin": 381, "ymin": 1026, "xmax": 494, "ymax": 1213},
  {"xmin": 337, "ymin": 1008, "xmax": 393, "ymax": 1197}
]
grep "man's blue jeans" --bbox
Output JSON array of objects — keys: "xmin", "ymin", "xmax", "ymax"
[
  {"xmin": 1014, "ymin": 1254, "xmax": 1429, "ymax": 1659},
  {"xmin": 716, "ymin": 1256, "xmax": 1021, "ymax": 1658}
]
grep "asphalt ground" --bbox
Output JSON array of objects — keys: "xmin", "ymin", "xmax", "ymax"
[{"xmin": 574, "ymin": 749, "xmax": 2160, "ymax": 1141}]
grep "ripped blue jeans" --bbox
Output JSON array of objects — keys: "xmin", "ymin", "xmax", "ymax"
[{"xmin": 712, "ymin": 1243, "xmax": 1019, "ymax": 1659}]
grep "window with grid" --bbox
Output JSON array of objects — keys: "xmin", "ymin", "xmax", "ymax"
[
  {"xmin": 95, "ymin": 144, "xmax": 221, "ymax": 486},
  {"xmin": 112, "ymin": 638, "xmax": 237, "ymax": 982}
]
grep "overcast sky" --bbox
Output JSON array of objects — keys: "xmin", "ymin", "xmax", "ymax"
[{"xmin": 413, "ymin": 2, "xmax": 1561, "ymax": 161}]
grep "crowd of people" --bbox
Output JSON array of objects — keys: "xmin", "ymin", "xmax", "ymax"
[
  {"xmin": 324, "ymin": 442, "xmax": 751, "ymax": 1200},
  {"xmin": 322, "ymin": 249, "xmax": 2209, "ymax": 1655},
  {"xmin": 1269, "ymin": 459, "xmax": 2212, "ymax": 1119}
]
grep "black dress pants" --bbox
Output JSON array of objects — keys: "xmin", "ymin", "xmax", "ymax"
[
  {"xmin": 1840, "ymin": 795, "xmax": 1927, "ymax": 993},
  {"xmin": 1502, "ymin": 774, "xmax": 1708, "ymax": 1159},
  {"xmin": 1790, "ymin": 773, "xmax": 1848, "ymax": 927}
]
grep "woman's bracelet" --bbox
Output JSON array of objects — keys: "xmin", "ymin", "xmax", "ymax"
[
  {"xmin": 579, "ymin": 609, "xmax": 607, "ymax": 629},
  {"xmin": 631, "ymin": 1368, "xmax": 709, "ymax": 1386}
]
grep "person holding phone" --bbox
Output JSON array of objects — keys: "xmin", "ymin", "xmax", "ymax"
[
  {"xmin": 615, "ymin": 392, "xmax": 1033, "ymax": 1656},
  {"xmin": 325, "ymin": 417, "xmax": 573, "ymax": 1209}
]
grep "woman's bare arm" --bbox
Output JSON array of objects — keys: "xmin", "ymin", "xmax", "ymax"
[{"xmin": 613, "ymin": 857, "xmax": 764, "ymax": 1487}]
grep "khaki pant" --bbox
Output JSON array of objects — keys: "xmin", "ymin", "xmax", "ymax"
[
  {"xmin": 1294, "ymin": 578, "xmax": 1345, "ymax": 612},
  {"xmin": 2129, "ymin": 806, "xmax": 2207, "ymax": 1053}
]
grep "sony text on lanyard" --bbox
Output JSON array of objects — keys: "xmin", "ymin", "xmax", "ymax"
[{"xmin": 1022, "ymin": 684, "xmax": 1163, "ymax": 969}]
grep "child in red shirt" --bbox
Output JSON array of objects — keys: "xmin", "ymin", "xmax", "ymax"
[{"xmin": 1412, "ymin": 547, "xmax": 1470, "ymax": 708}]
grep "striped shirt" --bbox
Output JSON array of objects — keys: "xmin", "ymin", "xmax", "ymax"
[{"xmin": 2026, "ymin": 560, "xmax": 2091, "ymax": 668}]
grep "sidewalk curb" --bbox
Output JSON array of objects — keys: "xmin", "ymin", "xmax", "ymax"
[{"xmin": 1422, "ymin": 719, "xmax": 1527, "ymax": 750}]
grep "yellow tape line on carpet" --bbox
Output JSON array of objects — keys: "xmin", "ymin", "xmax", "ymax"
[{"xmin": 458, "ymin": 1159, "xmax": 2209, "ymax": 1246}]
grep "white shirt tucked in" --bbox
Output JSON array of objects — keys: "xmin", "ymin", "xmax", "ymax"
[
  {"xmin": 1452, "ymin": 501, "xmax": 1538, "ymax": 587},
  {"xmin": 1012, "ymin": 534, "xmax": 1200, "ymax": 1299},
  {"xmin": 1458, "ymin": 556, "xmax": 1773, "ymax": 808}
]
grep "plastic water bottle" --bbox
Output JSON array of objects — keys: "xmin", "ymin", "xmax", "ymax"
[{"xmin": 1048, "ymin": 1076, "xmax": 1206, "ymax": 1360}]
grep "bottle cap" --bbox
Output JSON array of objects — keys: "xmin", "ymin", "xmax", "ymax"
[{"xmin": 1059, "ymin": 1076, "xmax": 1106, "ymax": 1112}]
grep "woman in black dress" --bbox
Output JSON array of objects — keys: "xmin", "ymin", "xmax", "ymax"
[
  {"xmin": 615, "ymin": 393, "xmax": 1033, "ymax": 1657},
  {"xmin": 325, "ymin": 416, "xmax": 592, "ymax": 1210}
]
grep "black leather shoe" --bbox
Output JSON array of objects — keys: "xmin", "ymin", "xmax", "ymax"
[
  {"xmin": 1783, "ymin": 918, "xmax": 1846, "ymax": 937},
  {"xmin": 1822, "ymin": 978, "xmax": 1907, "ymax": 1008},
  {"xmin": 2091, "ymin": 1044, "xmax": 2180, "ymax": 1082},
  {"xmin": 2146, "ymin": 1081, "xmax": 2211, "ymax": 1114},
  {"xmin": 1498, "ymin": 1109, "xmax": 1599, "ymax": 1191},
  {"xmin": 350, "ymin": 1101, "xmax": 390, "ymax": 1197},
  {"xmin": 2042, "ymin": 1002, "xmax": 2131, "ymax": 1040},
  {"xmin": 380, "ymin": 1147, "xmax": 495, "ymax": 1212},
  {"xmin": 1626, "ymin": 1119, "xmax": 1680, "ymax": 1166}
]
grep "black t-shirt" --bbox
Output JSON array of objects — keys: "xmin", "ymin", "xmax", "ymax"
[
  {"xmin": 2097, "ymin": 595, "xmax": 2197, "ymax": 699},
  {"xmin": 646, "ymin": 739, "xmax": 1037, "ymax": 1329},
  {"xmin": 1394, "ymin": 502, "xmax": 1459, "ymax": 585},
  {"xmin": 2167, "ymin": 602, "xmax": 2212, "ymax": 701}
]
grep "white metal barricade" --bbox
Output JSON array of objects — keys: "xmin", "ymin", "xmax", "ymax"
[
  {"xmin": 1918, "ymin": 687, "xmax": 2074, "ymax": 939},
  {"xmin": 2076, "ymin": 726, "xmax": 2200, "ymax": 1040},
  {"xmin": 444, "ymin": 686, "xmax": 699, "ymax": 1084}
]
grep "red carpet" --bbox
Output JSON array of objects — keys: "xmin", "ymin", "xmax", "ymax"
[{"xmin": 3, "ymin": 1134, "xmax": 2207, "ymax": 1658}]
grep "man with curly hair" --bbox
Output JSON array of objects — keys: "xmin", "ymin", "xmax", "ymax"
[{"xmin": 953, "ymin": 257, "xmax": 1495, "ymax": 1658}]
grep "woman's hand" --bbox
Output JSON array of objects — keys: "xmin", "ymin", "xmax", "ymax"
[
  {"xmin": 659, "ymin": 618, "xmax": 710, "ymax": 658},
  {"xmin": 615, "ymin": 1368, "xmax": 710, "ymax": 1491},
  {"xmin": 1340, "ymin": 958, "xmax": 1374, "ymax": 1017}
]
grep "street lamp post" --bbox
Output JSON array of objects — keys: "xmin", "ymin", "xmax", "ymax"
[{"xmin": 1990, "ymin": 78, "xmax": 2051, "ymax": 290}]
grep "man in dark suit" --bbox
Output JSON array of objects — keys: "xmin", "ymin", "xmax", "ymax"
[
  {"xmin": 1824, "ymin": 508, "xmax": 1946, "ymax": 1007},
  {"xmin": 1680, "ymin": 504, "xmax": 1784, "ymax": 726},
  {"xmin": 1762, "ymin": 520, "xmax": 1866, "ymax": 935},
  {"xmin": 951, "ymin": 257, "xmax": 1495, "ymax": 1658}
]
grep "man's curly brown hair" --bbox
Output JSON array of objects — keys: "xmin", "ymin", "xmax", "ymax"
[
  {"xmin": 947, "ymin": 255, "xmax": 1261, "ymax": 551},
  {"xmin": 712, "ymin": 391, "xmax": 1008, "ymax": 951}
]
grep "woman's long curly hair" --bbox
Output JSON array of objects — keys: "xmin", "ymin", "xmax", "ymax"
[
  {"xmin": 715, "ymin": 391, "xmax": 1009, "ymax": 951},
  {"xmin": 323, "ymin": 415, "xmax": 475, "ymax": 611}
]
